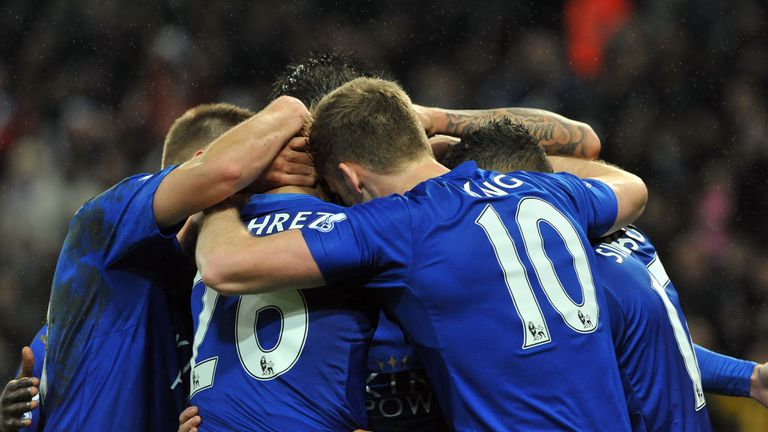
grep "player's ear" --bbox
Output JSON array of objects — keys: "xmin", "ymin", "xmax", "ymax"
[
  {"xmin": 193, "ymin": 149, "xmax": 205, "ymax": 158},
  {"xmin": 338, "ymin": 162, "xmax": 364, "ymax": 199}
]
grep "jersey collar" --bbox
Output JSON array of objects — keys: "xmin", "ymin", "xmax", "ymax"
[{"xmin": 438, "ymin": 160, "xmax": 480, "ymax": 180}]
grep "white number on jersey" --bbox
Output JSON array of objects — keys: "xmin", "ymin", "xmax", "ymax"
[
  {"xmin": 236, "ymin": 290, "xmax": 309, "ymax": 380},
  {"xmin": 475, "ymin": 199, "xmax": 599, "ymax": 349},
  {"xmin": 189, "ymin": 272, "xmax": 309, "ymax": 396},
  {"xmin": 646, "ymin": 255, "xmax": 706, "ymax": 409}
]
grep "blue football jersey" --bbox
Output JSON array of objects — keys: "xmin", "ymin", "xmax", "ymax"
[
  {"xmin": 17, "ymin": 325, "xmax": 46, "ymax": 432},
  {"xmin": 366, "ymin": 312, "xmax": 449, "ymax": 431},
  {"xmin": 594, "ymin": 226, "xmax": 712, "ymax": 431},
  {"xmin": 695, "ymin": 345, "xmax": 755, "ymax": 397},
  {"xmin": 189, "ymin": 193, "xmax": 378, "ymax": 431},
  {"xmin": 302, "ymin": 162, "xmax": 631, "ymax": 430},
  {"xmin": 41, "ymin": 166, "xmax": 194, "ymax": 431}
]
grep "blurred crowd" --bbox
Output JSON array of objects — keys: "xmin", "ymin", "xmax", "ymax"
[{"xmin": 0, "ymin": 0, "xmax": 766, "ymax": 428}]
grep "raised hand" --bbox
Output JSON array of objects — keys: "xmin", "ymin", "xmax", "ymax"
[
  {"xmin": 248, "ymin": 136, "xmax": 317, "ymax": 192},
  {"xmin": 0, "ymin": 347, "xmax": 39, "ymax": 432}
]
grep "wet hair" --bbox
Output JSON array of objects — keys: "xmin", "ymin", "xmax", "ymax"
[
  {"xmin": 269, "ymin": 50, "xmax": 375, "ymax": 108},
  {"xmin": 442, "ymin": 118, "xmax": 553, "ymax": 173}
]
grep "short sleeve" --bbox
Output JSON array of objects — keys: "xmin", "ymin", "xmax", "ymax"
[
  {"xmin": 546, "ymin": 172, "xmax": 618, "ymax": 237},
  {"xmin": 74, "ymin": 165, "xmax": 181, "ymax": 266},
  {"xmin": 300, "ymin": 195, "xmax": 412, "ymax": 288}
]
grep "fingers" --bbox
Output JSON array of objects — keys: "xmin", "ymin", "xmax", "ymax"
[
  {"xmin": 272, "ymin": 137, "xmax": 315, "ymax": 177},
  {"xmin": 279, "ymin": 141, "xmax": 313, "ymax": 167},
  {"xmin": 178, "ymin": 406, "xmax": 201, "ymax": 432},
  {"xmin": 278, "ymin": 159, "xmax": 316, "ymax": 177},
  {"xmin": 287, "ymin": 136, "xmax": 310, "ymax": 151},
  {"xmin": 18, "ymin": 347, "xmax": 34, "ymax": 379},
  {"xmin": 428, "ymin": 134, "xmax": 461, "ymax": 145},
  {"xmin": 2, "ymin": 415, "xmax": 32, "ymax": 430},
  {"xmin": 3, "ymin": 378, "xmax": 38, "ymax": 399},
  {"xmin": 0, "ymin": 378, "xmax": 37, "ymax": 432},
  {"xmin": 428, "ymin": 134, "xmax": 461, "ymax": 161},
  {"xmin": 3, "ymin": 377, "xmax": 40, "ymax": 400},
  {"xmin": 267, "ymin": 148, "xmax": 316, "ymax": 179},
  {"xmin": 2, "ymin": 397, "xmax": 38, "ymax": 417},
  {"xmin": 247, "ymin": 135, "xmax": 317, "ymax": 193},
  {"xmin": 282, "ymin": 150, "xmax": 314, "ymax": 169},
  {"xmin": 270, "ymin": 152, "xmax": 315, "ymax": 176},
  {"xmin": 179, "ymin": 406, "xmax": 198, "ymax": 424}
]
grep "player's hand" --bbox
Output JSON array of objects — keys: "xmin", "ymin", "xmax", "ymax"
[
  {"xmin": 412, "ymin": 104, "xmax": 436, "ymax": 137},
  {"xmin": 0, "ymin": 347, "xmax": 39, "ymax": 432},
  {"xmin": 178, "ymin": 406, "xmax": 201, "ymax": 432},
  {"xmin": 247, "ymin": 137, "xmax": 317, "ymax": 193},
  {"xmin": 750, "ymin": 363, "xmax": 768, "ymax": 407},
  {"xmin": 428, "ymin": 134, "xmax": 461, "ymax": 162}
]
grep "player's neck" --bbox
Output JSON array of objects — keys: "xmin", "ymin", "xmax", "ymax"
[
  {"xmin": 264, "ymin": 185, "xmax": 326, "ymax": 200},
  {"xmin": 366, "ymin": 157, "xmax": 450, "ymax": 198}
]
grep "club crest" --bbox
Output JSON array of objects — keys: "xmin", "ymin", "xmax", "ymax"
[{"xmin": 309, "ymin": 213, "xmax": 348, "ymax": 232}]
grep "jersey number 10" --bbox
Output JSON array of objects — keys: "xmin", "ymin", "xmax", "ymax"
[{"xmin": 475, "ymin": 199, "xmax": 600, "ymax": 349}]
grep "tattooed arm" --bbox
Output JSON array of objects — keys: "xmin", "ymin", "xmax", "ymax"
[{"xmin": 413, "ymin": 105, "xmax": 601, "ymax": 160}]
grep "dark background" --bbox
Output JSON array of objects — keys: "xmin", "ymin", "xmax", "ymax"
[{"xmin": 0, "ymin": 0, "xmax": 766, "ymax": 428}]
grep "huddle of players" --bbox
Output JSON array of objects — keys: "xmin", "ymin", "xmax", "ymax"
[{"xmin": 1, "ymin": 52, "xmax": 767, "ymax": 431}]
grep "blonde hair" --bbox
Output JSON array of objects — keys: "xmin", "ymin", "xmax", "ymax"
[{"xmin": 308, "ymin": 77, "xmax": 430, "ymax": 177}]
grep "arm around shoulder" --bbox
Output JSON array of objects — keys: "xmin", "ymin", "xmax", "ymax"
[
  {"xmin": 549, "ymin": 156, "xmax": 647, "ymax": 235},
  {"xmin": 196, "ymin": 205, "xmax": 325, "ymax": 295},
  {"xmin": 414, "ymin": 105, "xmax": 601, "ymax": 160},
  {"xmin": 153, "ymin": 96, "xmax": 311, "ymax": 229}
]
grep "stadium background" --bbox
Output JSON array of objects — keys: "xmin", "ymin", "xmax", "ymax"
[{"xmin": 0, "ymin": 0, "xmax": 766, "ymax": 429}]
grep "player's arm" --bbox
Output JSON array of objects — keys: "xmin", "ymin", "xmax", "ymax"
[
  {"xmin": 153, "ymin": 96, "xmax": 311, "ymax": 229},
  {"xmin": 0, "ymin": 348, "xmax": 38, "ymax": 432},
  {"xmin": 694, "ymin": 344, "xmax": 768, "ymax": 407},
  {"xmin": 548, "ymin": 156, "xmax": 647, "ymax": 235},
  {"xmin": 196, "ymin": 204, "xmax": 325, "ymax": 296},
  {"xmin": 413, "ymin": 104, "xmax": 600, "ymax": 159}
]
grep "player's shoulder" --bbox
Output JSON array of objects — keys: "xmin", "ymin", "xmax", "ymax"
[
  {"xmin": 103, "ymin": 166, "xmax": 178, "ymax": 198},
  {"xmin": 77, "ymin": 167, "xmax": 176, "ymax": 217},
  {"xmin": 351, "ymin": 191, "xmax": 410, "ymax": 217},
  {"xmin": 242, "ymin": 193, "xmax": 340, "ymax": 215},
  {"xmin": 511, "ymin": 170, "xmax": 595, "ymax": 193},
  {"xmin": 425, "ymin": 161, "xmax": 583, "ymax": 199},
  {"xmin": 242, "ymin": 193, "xmax": 353, "ymax": 236},
  {"xmin": 593, "ymin": 225, "xmax": 659, "ymax": 265}
]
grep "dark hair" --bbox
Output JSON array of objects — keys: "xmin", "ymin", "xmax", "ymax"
[
  {"xmin": 442, "ymin": 118, "xmax": 553, "ymax": 173},
  {"xmin": 269, "ymin": 51, "xmax": 374, "ymax": 108},
  {"xmin": 309, "ymin": 77, "xmax": 431, "ymax": 177},
  {"xmin": 162, "ymin": 103, "xmax": 254, "ymax": 168}
]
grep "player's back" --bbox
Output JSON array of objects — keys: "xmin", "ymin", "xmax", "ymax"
[
  {"xmin": 594, "ymin": 227, "xmax": 712, "ymax": 431},
  {"xmin": 304, "ymin": 162, "xmax": 631, "ymax": 430},
  {"xmin": 189, "ymin": 193, "xmax": 378, "ymax": 431},
  {"xmin": 41, "ymin": 168, "xmax": 192, "ymax": 431}
]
